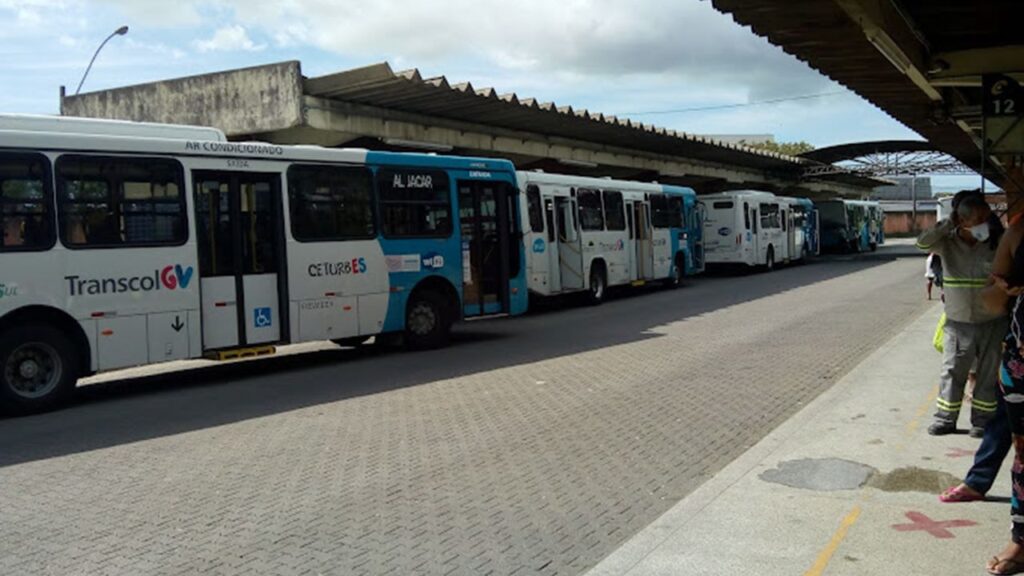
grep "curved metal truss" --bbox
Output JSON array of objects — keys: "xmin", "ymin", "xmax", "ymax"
[{"xmin": 802, "ymin": 144, "xmax": 976, "ymax": 178}]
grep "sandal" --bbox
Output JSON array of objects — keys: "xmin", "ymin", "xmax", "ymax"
[
  {"xmin": 989, "ymin": 556, "xmax": 1024, "ymax": 575},
  {"xmin": 939, "ymin": 484, "xmax": 985, "ymax": 503}
]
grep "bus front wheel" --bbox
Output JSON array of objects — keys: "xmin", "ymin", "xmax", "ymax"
[
  {"xmin": 0, "ymin": 325, "xmax": 79, "ymax": 416},
  {"xmin": 405, "ymin": 291, "xmax": 451, "ymax": 350}
]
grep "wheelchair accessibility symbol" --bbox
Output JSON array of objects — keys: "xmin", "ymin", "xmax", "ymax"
[{"xmin": 254, "ymin": 307, "xmax": 273, "ymax": 328}]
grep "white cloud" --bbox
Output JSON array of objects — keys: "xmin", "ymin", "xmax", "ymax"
[{"xmin": 193, "ymin": 24, "xmax": 264, "ymax": 53}]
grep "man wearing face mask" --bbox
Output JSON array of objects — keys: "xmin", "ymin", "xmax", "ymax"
[{"xmin": 917, "ymin": 190, "xmax": 1007, "ymax": 437}]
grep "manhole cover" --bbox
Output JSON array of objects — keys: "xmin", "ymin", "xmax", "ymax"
[{"xmin": 760, "ymin": 458, "xmax": 877, "ymax": 491}]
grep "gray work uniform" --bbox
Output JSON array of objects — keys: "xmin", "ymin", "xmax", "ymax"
[{"xmin": 917, "ymin": 220, "xmax": 1006, "ymax": 427}]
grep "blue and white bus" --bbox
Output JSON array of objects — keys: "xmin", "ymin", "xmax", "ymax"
[
  {"xmin": 818, "ymin": 199, "xmax": 883, "ymax": 253},
  {"xmin": 780, "ymin": 196, "xmax": 820, "ymax": 259},
  {"xmin": 519, "ymin": 172, "xmax": 703, "ymax": 303},
  {"xmin": 0, "ymin": 115, "xmax": 527, "ymax": 414}
]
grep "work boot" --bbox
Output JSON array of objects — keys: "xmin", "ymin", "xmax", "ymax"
[{"xmin": 928, "ymin": 421, "xmax": 957, "ymax": 436}]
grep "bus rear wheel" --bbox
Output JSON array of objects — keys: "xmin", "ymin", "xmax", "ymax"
[
  {"xmin": 587, "ymin": 265, "xmax": 607, "ymax": 305},
  {"xmin": 0, "ymin": 325, "xmax": 79, "ymax": 416},
  {"xmin": 667, "ymin": 255, "xmax": 685, "ymax": 289},
  {"xmin": 405, "ymin": 291, "xmax": 451, "ymax": 350}
]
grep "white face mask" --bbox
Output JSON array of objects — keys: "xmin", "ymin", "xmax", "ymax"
[{"xmin": 969, "ymin": 222, "xmax": 990, "ymax": 242}]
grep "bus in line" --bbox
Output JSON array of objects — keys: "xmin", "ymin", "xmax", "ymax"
[
  {"xmin": 818, "ymin": 199, "xmax": 884, "ymax": 253},
  {"xmin": 0, "ymin": 115, "xmax": 528, "ymax": 414},
  {"xmin": 701, "ymin": 190, "xmax": 794, "ymax": 270},
  {"xmin": 519, "ymin": 172, "xmax": 704, "ymax": 303},
  {"xmin": 779, "ymin": 196, "xmax": 820, "ymax": 262}
]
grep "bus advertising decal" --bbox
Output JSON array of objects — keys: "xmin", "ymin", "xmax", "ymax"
[
  {"xmin": 65, "ymin": 265, "xmax": 193, "ymax": 296},
  {"xmin": 532, "ymin": 238, "xmax": 546, "ymax": 254},
  {"xmin": 0, "ymin": 283, "xmax": 17, "ymax": 299},
  {"xmin": 308, "ymin": 259, "xmax": 368, "ymax": 277},
  {"xmin": 422, "ymin": 253, "xmax": 445, "ymax": 270},
  {"xmin": 386, "ymin": 255, "xmax": 422, "ymax": 273}
]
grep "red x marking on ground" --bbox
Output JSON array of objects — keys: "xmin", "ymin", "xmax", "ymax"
[
  {"xmin": 946, "ymin": 448, "xmax": 976, "ymax": 458},
  {"xmin": 892, "ymin": 511, "xmax": 977, "ymax": 538}
]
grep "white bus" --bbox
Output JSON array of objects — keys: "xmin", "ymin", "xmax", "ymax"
[
  {"xmin": 702, "ymin": 190, "xmax": 789, "ymax": 270},
  {"xmin": 0, "ymin": 115, "xmax": 528, "ymax": 414},
  {"xmin": 518, "ymin": 172, "xmax": 703, "ymax": 303}
]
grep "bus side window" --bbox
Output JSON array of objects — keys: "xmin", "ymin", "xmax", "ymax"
[
  {"xmin": 377, "ymin": 168, "xmax": 451, "ymax": 238},
  {"xmin": 56, "ymin": 155, "xmax": 186, "ymax": 248},
  {"xmin": 602, "ymin": 190, "xmax": 625, "ymax": 231},
  {"xmin": 781, "ymin": 209, "xmax": 787, "ymax": 231},
  {"xmin": 668, "ymin": 196, "xmax": 684, "ymax": 229},
  {"xmin": 577, "ymin": 189, "xmax": 604, "ymax": 231},
  {"xmin": 288, "ymin": 164, "xmax": 375, "ymax": 241},
  {"xmin": 526, "ymin": 185, "xmax": 544, "ymax": 233},
  {"xmin": 751, "ymin": 206, "xmax": 758, "ymax": 233},
  {"xmin": 743, "ymin": 202, "xmax": 751, "ymax": 231},
  {"xmin": 0, "ymin": 152, "xmax": 54, "ymax": 252}
]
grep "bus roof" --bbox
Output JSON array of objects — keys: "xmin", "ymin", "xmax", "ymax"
[
  {"xmin": 516, "ymin": 171, "xmax": 695, "ymax": 196},
  {"xmin": 0, "ymin": 114, "xmax": 227, "ymax": 141},
  {"xmin": 0, "ymin": 126, "xmax": 516, "ymax": 172}
]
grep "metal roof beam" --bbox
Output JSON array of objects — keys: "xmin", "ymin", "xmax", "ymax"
[{"xmin": 929, "ymin": 45, "xmax": 1024, "ymax": 87}]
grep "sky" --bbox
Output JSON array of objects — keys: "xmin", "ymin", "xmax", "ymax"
[{"xmin": 0, "ymin": 0, "xmax": 988, "ymax": 191}]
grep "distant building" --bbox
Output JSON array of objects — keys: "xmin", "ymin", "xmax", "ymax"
[{"xmin": 872, "ymin": 176, "xmax": 937, "ymax": 236}]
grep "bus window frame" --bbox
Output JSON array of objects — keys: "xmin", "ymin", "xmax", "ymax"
[
  {"xmin": 0, "ymin": 151, "xmax": 56, "ymax": 253},
  {"xmin": 55, "ymin": 154, "xmax": 188, "ymax": 250}
]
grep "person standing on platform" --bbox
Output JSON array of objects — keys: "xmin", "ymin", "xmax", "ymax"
[{"xmin": 917, "ymin": 190, "xmax": 1006, "ymax": 437}]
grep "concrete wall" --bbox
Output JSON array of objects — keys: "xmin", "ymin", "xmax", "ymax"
[
  {"xmin": 884, "ymin": 211, "xmax": 937, "ymax": 236},
  {"xmin": 61, "ymin": 61, "xmax": 304, "ymax": 136}
]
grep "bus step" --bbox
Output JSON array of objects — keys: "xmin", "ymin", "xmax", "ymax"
[
  {"xmin": 206, "ymin": 345, "xmax": 276, "ymax": 361},
  {"xmin": 631, "ymin": 280, "xmax": 646, "ymax": 287}
]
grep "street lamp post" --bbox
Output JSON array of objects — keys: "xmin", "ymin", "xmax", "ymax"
[{"xmin": 74, "ymin": 25, "xmax": 129, "ymax": 96}]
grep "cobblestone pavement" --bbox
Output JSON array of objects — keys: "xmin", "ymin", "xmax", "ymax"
[{"xmin": 0, "ymin": 245, "xmax": 931, "ymax": 575}]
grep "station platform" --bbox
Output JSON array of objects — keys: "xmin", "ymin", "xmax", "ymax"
[{"xmin": 585, "ymin": 304, "xmax": 1015, "ymax": 575}]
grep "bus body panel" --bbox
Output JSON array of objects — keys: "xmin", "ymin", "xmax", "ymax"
[
  {"xmin": 517, "ymin": 172, "xmax": 697, "ymax": 297},
  {"xmin": 0, "ymin": 123, "xmax": 526, "ymax": 382},
  {"xmin": 703, "ymin": 191, "xmax": 784, "ymax": 267}
]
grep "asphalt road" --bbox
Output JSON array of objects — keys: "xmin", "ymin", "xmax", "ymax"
[{"xmin": 0, "ymin": 243, "xmax": 931, "ymax": 575}]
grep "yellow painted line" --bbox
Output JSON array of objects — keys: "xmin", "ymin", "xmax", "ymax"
[
  {"xmin": 905, "ymin": 388, "xmax": 938, "ymax": 434},
  {"xmin": 803, "ymin": 506, "xmax": 862, "ymax": 576}
]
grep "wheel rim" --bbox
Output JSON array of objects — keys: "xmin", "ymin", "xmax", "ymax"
[
  {"xmin": 4, "ymin": 341, "xmax": 62, "ymax": 399},
  {"xmin": 408, "ymin": 301, "xmax": 437, "ymax": 336},
  {"xmin": 591, "ymin": 272, "xmax": 605, "ymax": 299}
]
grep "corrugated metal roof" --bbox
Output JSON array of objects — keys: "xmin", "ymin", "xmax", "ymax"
[
  {"xmin": 711, "ymin": 0, "xmax": 1015, "ymax": 188},
  {"xmin": 304, "ymin": 62, "xmax": 811, "ymax": 172}
]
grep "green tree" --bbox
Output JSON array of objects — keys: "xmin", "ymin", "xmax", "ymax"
[{"xmin": 740, "ymin": 140, "xmax": 816, "ymax": 156}]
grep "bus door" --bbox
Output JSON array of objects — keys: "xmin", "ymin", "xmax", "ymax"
[
  {"xmin": 694, "ymin": 201, "xmax": 707, "ymax": 271},
  {"xmin": 543, "ymin": 195, "xmax": 562, "ymax": 292},
  {"xmin": 458, "ymin": 180, "xmax": 514, "ymax": 316},
  {"xmin": 785, "ymin": 208, "xmax": 797, "ymax": 260},
  {"xmin": 635, "ymin": 201, "xmax": 654, "ymax": 279},
  {"xmin": 554, "ymin": 196, "xmax": 584, "ymax": 290},
  {"xmin": 749, "ymin": 203, "xmax": 761, "ymax": 262},
  {"xmin": 625, "ymin": 201, "xmax": 638, "ymax": 281},
  {"xmin": 193, "ymin": 171, "xmax": 285, "ymax": 350}
]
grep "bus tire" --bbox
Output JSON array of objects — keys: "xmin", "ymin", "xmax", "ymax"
[
  {"xmin": 404, "ymin": 290, "xmax": 451, "ymax": 350},
  {"xmin": 764, "ymin": 247, "xmax": 775, "ymax": 272},
  {"xmin": 667, "ymin": 253, "xmax": 685, "ymax": 289},
  {"xmin": 0, "ymin": 324, "xmax": 79, "ymax": 416},
  {"xmin": 587, "ymin": 263, "xmax": 607, "ymax": 305}
]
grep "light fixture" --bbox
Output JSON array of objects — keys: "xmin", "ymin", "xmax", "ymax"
[
  {"xmin": 74, "ymin": 25, "xmax": 129, "ymax": 96},
  {"xmin": 864, "ymin": 28, "xmax": 912, "ymax": 76},
  {"xmin": 381, "ymin": 138, "xmax": 453, "ymax": 152}
]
